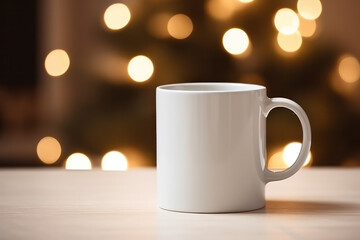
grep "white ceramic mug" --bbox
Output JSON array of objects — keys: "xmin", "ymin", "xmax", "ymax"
[{"xmin": 156, "ymin": 82, "xmax": 311, "ymax": 213}]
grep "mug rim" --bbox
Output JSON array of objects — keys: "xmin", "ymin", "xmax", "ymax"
[{"xmin": 157, "ymin": 82, "xmax": 266, "ymax": 93}]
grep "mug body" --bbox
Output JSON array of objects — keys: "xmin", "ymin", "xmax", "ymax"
[{"xmin": 156, "ymin": 83, "xmax": 267, "ymax": 213}]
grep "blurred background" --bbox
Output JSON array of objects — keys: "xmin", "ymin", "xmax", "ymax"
[{"xmin": 0, "ymin": 0, "xmax": 359, "ymax": 170}]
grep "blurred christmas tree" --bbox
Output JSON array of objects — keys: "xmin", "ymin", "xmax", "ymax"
[{"xmin": 59, "ymin": 0, "xmax": 360, "ymax": 167}]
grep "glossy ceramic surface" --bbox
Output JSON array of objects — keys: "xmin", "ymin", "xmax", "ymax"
[{"xmin": 156, "ymin": 83, "xmax": 311, "ymax": 213}]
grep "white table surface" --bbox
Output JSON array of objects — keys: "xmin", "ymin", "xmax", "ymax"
[{"xmin": 0, "ymin": 168, "xmax": 359, "ymax": 239}]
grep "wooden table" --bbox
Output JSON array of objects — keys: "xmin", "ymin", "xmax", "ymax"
[{"xmin": 0, "ymin": 168, "xmax": 359, "ymax": 239}]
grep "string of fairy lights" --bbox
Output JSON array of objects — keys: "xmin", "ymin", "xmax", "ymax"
[{"xmin": 39, "ymin": 0, "xmax": 359, "ymax": 170}]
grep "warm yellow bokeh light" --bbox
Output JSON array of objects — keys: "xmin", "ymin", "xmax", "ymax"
[
  {"xmin": 44, "ymin": 49, "xmax": 70, "ymax": 77},
  {"xmin": 297, "ymin": 0, "xmax": 322, "ymax": 20},
  {"xmin": 36, "ymin": 136, "xmax": 61, "ymax": 164},
  {"xmin": 238, "ymin": 0, "xmax": 254, "ymax": 3},
  {"xmin": 104, "ymin": 3, "xmax": 131, "ymax": 30},
  {"xmin": 127, "ymin": 55, "xmax": 154, "ymax": 82},
  {"xmin": 277, "ymin": 31, "xmax": 302, "ymax": 53},
  {"xmin": 283, "ymin": 142, "xmax": 312, "ymax": 167},
  {"xmin": 206, "ymin": 0, "xmax": 236, "ymax": 20},
  {"xmin": 298, "ymin": 15, "xmax": 316, "ymax": 38},
  {"xmin": 274, "ymin": 8, "xmax": 299, "ymax": 35},
  {"xmin": 338, "ymin": 55, "xmax": 360, "ymax": 83},
  {"xmin": 167, "ymin": 14, "xmax": 193, "ymax": 39},
  {"xmin": 102, "ymin": 151, "xmax": 128, "ymax": 171},
  {"xmin": 65, "ymin": 153, "xmax": 92, "ymax": 170},
  {"xmin": 268, "ymin": 151, "xmax": 288, "ymax": 170},
  {"xmin": 222, "ymin": 28, "xmax": 250, "ymax": 55},
  {"xmin": 268, "ymin": 143, "xmax": 312, "ymax": 170}
]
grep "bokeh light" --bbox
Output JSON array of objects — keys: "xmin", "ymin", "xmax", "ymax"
[
  {"xmin": 102, "ymin": 151, "xmax": 128, "ymax": 171},
  {"xmin": 338, "ymin": 55, "xmax": 360, "ymax": 83},
  {"xmin": 298, "ymin": 15, "xmax": 316, "ymax": 38},
  {"xmin": 103, "ymin": 3, "xmax": 131, "ymax": 30},
  {"xmin": 36, "ymin": 136, "xmax": 61, "ymax": 164},
  {"xmin": 167, "ymin": 14, "xmax": 193, "ymax": 39},
  {"xmin": 268, "ymin": 151, "xmax": 288, "ymax": 169},
  {"xmin": 44, "ymin": 49, "xmax": 70, "ymax": 77},
  {"xmin": 222, "ymin": 28, "xmax": 250, "ymax": 55},
  {"xmin": 65, "ymin": 153, "xmax": 92, "ymax": 170},
  {"xmin": 238, "ymin": 0, "xmax": 254, "ymax": 3},
  {"xmin": 127, "ymin": 55, "xmax": 154, "ymax": 82},
  {"xmin": 297, "ymin": 0, "xmax": 322, "ymax": 20},
  {"xmin": 274, "ymin": 8, "xmax": 299, "ymax": 35},
  {"xmin": 206, "ymin": 0, "xmax": 236, "ymax": 20},
  {"xmin": 268, "ymin": 142, "xmax": 312, "ymax": 170},
  {"xmin": 277, "ymin": 31, "xmax": 302, "ymax": 53},
  {"xmin": 330, "ymin": 59, "xmax": 359, "ymax": 99},
  {"xmin": 283, "ymin": 142, "xmax": 312, "ymax": 167}
]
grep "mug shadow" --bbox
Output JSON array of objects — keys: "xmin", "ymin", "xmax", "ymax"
[
  {"xmin": 157, "ymin": 200, "xmax": 360, "ymax": 215},
  {"xmin": 250, "ymin": 200, "xmax": 360, "ymax": 215}
]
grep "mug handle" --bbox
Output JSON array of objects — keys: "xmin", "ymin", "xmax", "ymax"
[{"xmin": 263, "ymin": 97, "xmax": 311, "ymax": 183}]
